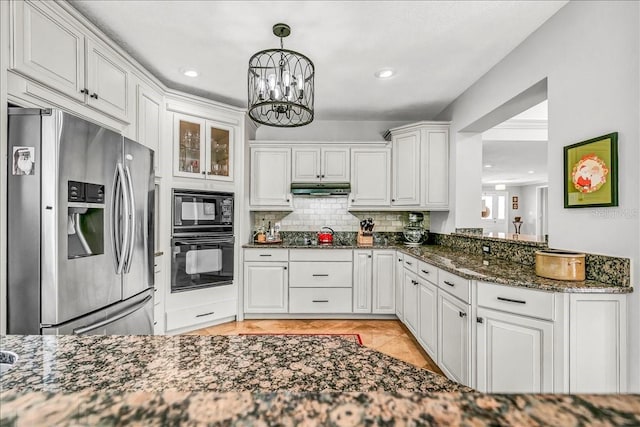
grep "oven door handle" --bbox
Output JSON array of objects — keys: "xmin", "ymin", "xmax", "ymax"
[{"xmin": 173, "ymin": 237, "xmax": 235, "ymax": 245}]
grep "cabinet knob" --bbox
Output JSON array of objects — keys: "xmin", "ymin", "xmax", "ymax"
[
  {"xmin": 283, "ymin": 266, "xmax": 287, "ymax": 270},
  {"xmin": 201, "ymin": 171, "xmax": 206, "ymax": 175},
  {"xmin": 476, "ymin": 317, "xmax": 484, "ymax": 324},
  {"xmin": 286, "ymin": 199, "xmax": 290, "ymax": 202},
  {"xmin": 351, "ymin": 199, "xmax": 355, "ymax": 202},
  {"xmin": 368, "ymin": 255, "xmax": 372, "ymax": 258},
  {"xmin": 90, "ymin": 93, "xmax": 99, "ymax": 99},
  {"xmin": 391, "ymin": 199, "xmax": 396, "ymax": 202},
  {"xmin": 316, "ymin": 175, "xmax": 320, "ymax": 178},
  {"xmin": 80, "ymin": 88, "xmax": 89, "ymax": 95},
  {"xmin": 321, "ymin": 174, "xmax": 325, "ymax": 178},
  {"xmin": 459, "ymin": 311, "xmax": 467, "ymax": 318}
]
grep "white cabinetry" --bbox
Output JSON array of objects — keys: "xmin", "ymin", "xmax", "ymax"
[
  {"xmin": 136, "ymin": 80, "xmax": 162, "ymax": 175},
  {"xmin": 350, "ymin": 147, "xmax": 391, "ymax": 207},
  {"xmin": 402, "ymin": 255, "xmax": 420, "ymax": 336},
  {"xmin": 11, "ymin": 1, "xmax": 130, "ymax": 121},
  {"xmin": 420, "ymin": 127, "xmax": 449, "ymax": 208},
  {"xmin": 385, "ymin": 122, "xmax": 450, "ymax": 210},
  {"xmin": 436, "ymin": 269, "xmax": 472, "ymax": 386},
  {"xmin": 372, "ymin": 250, "xmax": 396, "ymax": 314},
  {"xmin": 292, "ymin": 147, "xmax": 350, "ymax": 182},
  {"xmin": 569, "ymin": 293, "xmax": 627, "ymax": 393},
  {"xmin": 353, "ymin": 249, "xmax": 396, "ymax": 314},
  {"xmin": 250, "ymin": 147, "xmax": 292, "ymax": 208},
  {"xmin": 153, "ymin": 253, "xmax": 165, "ymax": 335},
  {"xmin": 417, "ymin": 264, "xmax": 438, "ymax": 362},
  {"xmin": 391, "ymin": 130, "xmax": 420, "ymax": 206},
  {"xmin": 244, "ymin": 249, "xmax": 289, "ymax": 314},
  {"xmin": 353, "ymin": 250, "xmax": 373, "ymax": 313},
  {"xmin": 394, "ymin": 253, "xmax": 404, "ymax": 320},
  {"xmin": 438, "ymin": 289, "xmax": 471, "ymax": 385},
  {"xmin": 173, "ymin": 113, "xmax": 234, "ymax": 181},
  {"xmin": 476, "ymin": 306, "xmax": 553, "ymax": 393},
  {"xmin": 289, "ymin": 250, "xmax": 353, "ymax": 314}
]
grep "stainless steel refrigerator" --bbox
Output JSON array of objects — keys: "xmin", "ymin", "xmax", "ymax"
[{"xmin": 7, "ymin": 108, "xmax": 154, "ymax": 335}]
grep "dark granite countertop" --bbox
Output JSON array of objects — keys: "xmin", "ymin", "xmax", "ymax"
[
  {"xmin": 244, "ymin": 243, "xmax": 632, "ymax": 294},
  {"xmin": 2, "ymin": 335, "xmax": 639, "ymax": 426}
]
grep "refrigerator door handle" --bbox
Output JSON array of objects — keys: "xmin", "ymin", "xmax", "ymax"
[
  {"xmin": 72, "ymin": 295, "xmax": 152, "ymax": 335},
  {"xmin": 111, "ymin": 165, "xmax": 124, "ymax": 272},
  {"xmin": 117, "ymin": 162, "xmax": 131, "ymax": 275},
  {"xmin": 123, "ymin": 164, "xmax": 136, "ymax": 273}
]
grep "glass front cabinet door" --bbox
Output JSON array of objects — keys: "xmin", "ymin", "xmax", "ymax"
[{"xmin": 174, "ymin": 113, "xmax": 234, "ymax": 181}]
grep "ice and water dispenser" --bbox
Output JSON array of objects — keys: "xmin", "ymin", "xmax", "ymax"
[{"xmin": 67, "ymin": 181, "xmax": 104, "ymax": 258}]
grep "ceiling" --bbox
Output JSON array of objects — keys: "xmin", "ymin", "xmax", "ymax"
[
  {"xmin": 69, "ymin": 1, "xmax": 566, "ymax": 122},
  {"xmin": 482, "ymin": 101, "xmax": 548, "ymax": 186}
]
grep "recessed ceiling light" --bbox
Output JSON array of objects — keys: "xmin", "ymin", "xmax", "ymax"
[
  {"xmin": 183, "ymin": 69, "xmax": 199, "ymax": 78},
  {"xmin": 374, "ymin": 68, "xmax": 395, "ymax": 79},
  {"xmin": 528, "ymin": 170, "xmax": 535, "ymax": 174},
  {"xmin": 484, "ymin": 164, "xmax": 493, "ymax": 168},
  {"xmin": 495, "ymin": 184, "xmax": 506, "ymax": 190}
]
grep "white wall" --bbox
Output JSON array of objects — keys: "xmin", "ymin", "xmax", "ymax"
[
  {"xmin": 255, "ymin": 120, "xmax": 406, "ymax": 142},
  {"xmin": 436, "ymin": 1, "xmax": 640, "ymax": 391}
]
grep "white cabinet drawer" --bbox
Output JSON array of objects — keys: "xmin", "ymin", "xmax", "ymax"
[
  {"xmin": 289, "ymin": 262, "xmax": 352, "ymax": 288},
  {"xmin": 403, "ymin": 255, "xmax": 419, "ymax": 273},
  {"xmin": 289, "ymin": 288, "xmax": 352, "ymax": 313},
  {"xmin": 165, "ymin": 299, "xmax": 236, "ymax": 331},
  {"xmin": 244, "ymin": 248, "xmax": 288, "ymax": 262},
  {"xmin": 289, "ymin": 249, "xmax": 353, "ymax": 262},
  {"xmin": 477, "ymin": 281, "xmax": 555, "ymax": 321},
  {"xmin": 438, "ymin": 270, "xmax": 471, "ymax": 304},
  {"xmin": 418, "ymin": 260, "xmax": 438, "ymax": 283}
]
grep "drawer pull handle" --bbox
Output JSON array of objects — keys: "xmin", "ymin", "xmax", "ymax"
[
  {"xmin": 312, "ymin": 299, "xmax": 329, "ymax": 303},
  {"xmin": 459, "ymin": 311, "xmax": 467, "ymax": 318},
  {"xmin": 259, "ymin": 254, "xmax": 272, "ymax": 257},
  {"xmin": 196, "ymin": 311, "xmax": 215, "ymax": 318},
  {"xmin": 421, "ymin": 269, "xmax": 430, "ymax": 274},
  {"xmin": 312, "ymin": 274, "xmax": 329, "ymax": 277},
  {"xmin": 497, "ymin": 297, "xmax": 526, "ymax": 305},
  {"xmin": 405, "ymin": 261, "xmax": 413, "ymax": 266},
  {"xmin": 444, "ymin": 281, "xmax": 455, "ymax": 287}
]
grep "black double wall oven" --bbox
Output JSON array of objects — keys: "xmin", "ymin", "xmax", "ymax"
[{"xmin": 171, "ymin": 189, "xmax": 234, "ymax": 292}]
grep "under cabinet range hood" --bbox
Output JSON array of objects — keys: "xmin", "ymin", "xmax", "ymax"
[{"xmin": 290, "ymin": 182, "xmax": 351, "ymax": 197}]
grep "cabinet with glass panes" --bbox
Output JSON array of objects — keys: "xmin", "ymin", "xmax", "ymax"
[{"xmin": 173, "ymin": 113, "xmax": 234, "ymax": 181}]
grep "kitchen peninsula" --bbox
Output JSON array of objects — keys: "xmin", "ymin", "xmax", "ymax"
[{"xmin": 2, "ymin": 334, "xmax": 640, "ymax": 425}]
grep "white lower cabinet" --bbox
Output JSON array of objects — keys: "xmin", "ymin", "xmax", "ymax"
[
  {"xmin": 438, "ymin": 290, "xmax": 471, "ymax": 385},
  {"xmin": 289, "ymin": 288, "xmax": 352, "ymax": 313},
  {"xmin": 353, "ymin": 250, "xmax": 373, "ymax": 313},
  {"xmin": 417, "ymin": 278, "xmax": 438, "ymax": 362},
  {"xmin": 394, "ymin": 253, "xmax": 404, "ymax": 320},
  {"xmin": 402, "ymin": 269, "xmax": 419, "ymax": 335},
  {"xmin": 165, "ymin": 299, "xmax": 236, "ymax": 332},
  {"xmin": 244, "ymin": 262, "xmax": 288, "ymax": 313},
  {"xmin": 569, "ymin": 293, "xmax": 627, "ymax": 393},
  {"xmin": 476, "ymin": 307, "xmax": 553, "ymax": 393},
  {"xmin": 372, "ymin": 250, "xmax": 396, "ymax": 314}
]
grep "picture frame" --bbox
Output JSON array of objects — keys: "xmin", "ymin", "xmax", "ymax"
[
  {"xmin": 512, "ymin": 202, "xmax": 518, "ymax": 210},
  {"xmin": 564, "ymin": 132, "xmax": 618, "ymax": 208},
  {"xmin": 512, "ymin": 196, "xmax": 518, "ymax": 203}
]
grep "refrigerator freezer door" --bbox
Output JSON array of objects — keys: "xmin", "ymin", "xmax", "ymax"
[
  {"xmin": 42, "ymin": 290, "xmax": 153, "ymax": 335},
  {"xmin": 122, "ymin": 138, "xmax": 154, "ymax": 299},
  {"xmin": 41, "ymin": 111, "xmax": 123, "ymax": 325}
]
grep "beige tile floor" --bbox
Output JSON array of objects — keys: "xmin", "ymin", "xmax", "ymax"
[{"xmin": 189, "ymin": 319, "xmax": 444, "ymax": 375}]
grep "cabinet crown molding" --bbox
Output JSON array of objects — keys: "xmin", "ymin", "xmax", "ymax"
[{"xmin": 384, "ymin": 121, "xmax": 451, "ymax": 140}]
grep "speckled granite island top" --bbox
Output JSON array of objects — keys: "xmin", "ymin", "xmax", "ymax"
[
  {"xmin": 245, "ymin": 243, "xmax": 631, "ymax": 293},
  {"xmin": 2, "ymin": 335, "xmax": 640, "ymax": 426}
]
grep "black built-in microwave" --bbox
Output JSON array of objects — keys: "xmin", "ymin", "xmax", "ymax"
[{"xmin": 172, "ymin": 189, "xmax": 233, "ymax": 236}]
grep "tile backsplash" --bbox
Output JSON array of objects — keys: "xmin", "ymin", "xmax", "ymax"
[{"xmin": 251, "ymin": 197, "xmax": 430, "ymax": 232}]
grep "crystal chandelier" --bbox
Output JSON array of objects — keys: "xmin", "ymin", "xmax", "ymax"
[{"xmin": 248, "ymin": 23, "xmax": 315, "ymax": 127}]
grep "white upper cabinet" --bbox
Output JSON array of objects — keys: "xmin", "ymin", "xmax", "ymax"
[
  {"xmin": 386, "ymin": 122, "xmax": 450, "ymax": 210},
  {"xmin": 391, "ymin": 130, "xmax": 421, "ymax": 206},
  {"xmin": 136, "ymin": 81, "xmax": 163, "ymax": 175},
  {"xmin": 420, "ymin": 127, "xmax": 449, "ymax": 209},
  {"xmin": 350, "ymin": 147, "xmax": 391, "ymax": 207},
  {"xmin": 11, "ymin": 1, "xmax": 131, "ymax": 122},
  {"xmin": 174, "ymin": 113, "xmax": 234, "ymax": 181},
  {"xmin": 291, "ymin": 147, "xmax": 350, "ymax": 182},
  {"xmin": 250, "ymin": 147, "xmax": 292, "ymax": 207}
]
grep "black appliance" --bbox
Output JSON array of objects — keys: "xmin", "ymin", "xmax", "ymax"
[{"xmin": 171, "ymin": 189, "xmax": 234, "ymax": 292}]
